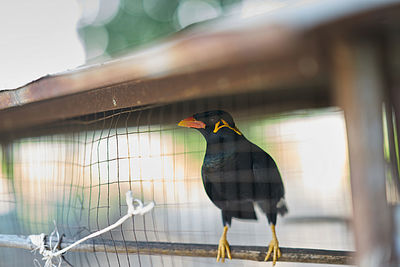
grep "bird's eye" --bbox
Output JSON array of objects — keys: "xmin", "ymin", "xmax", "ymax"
[{"xmin": 207, "ymin": 118, "xmax": 215, "ymax": 124}]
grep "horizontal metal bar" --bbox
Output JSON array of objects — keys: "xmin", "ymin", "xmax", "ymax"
[{"xmin": 0, "ymin": 234, "xmax": 354, "ymax": 265}]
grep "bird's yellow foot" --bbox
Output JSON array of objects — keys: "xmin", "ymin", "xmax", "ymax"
[
  {"xmin": 264, "ymin": 224, "xmax": 281, "ymax": 266},
  {"xmin": 216, "ymin": 226, "xmax": 231, "ymax": 262}
]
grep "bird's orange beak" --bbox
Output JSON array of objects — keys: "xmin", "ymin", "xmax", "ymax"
[{"xmin": 178, "ymin": 116, "xmax": 206, "ymax": 129}]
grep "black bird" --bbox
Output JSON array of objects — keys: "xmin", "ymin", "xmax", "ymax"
[{"xmin": 178, "ymin": 110, "xmax": 288, "ymax": 265}]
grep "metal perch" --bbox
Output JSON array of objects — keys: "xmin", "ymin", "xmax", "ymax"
[{"xmin": 0, "ymin": 234, "xmax": 354, "ymax": 265}]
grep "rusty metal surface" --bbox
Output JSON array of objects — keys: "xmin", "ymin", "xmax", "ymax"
[
  {"xmin": 0, "ymin": 234, "xmax": 355, "ymax": 265},
  {"xmin": 0, "ymin": 24, "xmax": 298, "ymax": 109},
  {"xmin": 0, "ymin": 86, "xmax": 330, "ymax": 141},
  {"xmin": 0, "ymin": 37, "xmax": 326, "ymax": 134}
]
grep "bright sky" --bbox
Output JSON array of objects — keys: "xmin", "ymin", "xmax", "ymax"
[{"xmin": 0, "ymin": 0, "xmax": 85, "ymax": 90}]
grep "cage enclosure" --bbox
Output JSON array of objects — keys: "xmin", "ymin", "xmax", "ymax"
[{"xmin": 1, "ymin": 1, "xmax": 400, "ymax": 267}]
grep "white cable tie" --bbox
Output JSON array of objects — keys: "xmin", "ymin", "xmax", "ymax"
[{"xmin": 29, "ymin": 191, "xmax": 154, "ymax": 267}]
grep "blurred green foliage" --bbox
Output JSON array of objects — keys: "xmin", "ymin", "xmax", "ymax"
[{"xmin": 78, "ymin": 0, "xmax": 241, "ymax": 60}]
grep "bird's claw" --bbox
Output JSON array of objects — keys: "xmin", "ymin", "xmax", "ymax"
[
  {"xmin": 264, "ymin": 238, "xmax": 281, "ymax": 266},
  {"xmin": 216, "ymin": 236, "xmax": 231, "ymax": 262}
]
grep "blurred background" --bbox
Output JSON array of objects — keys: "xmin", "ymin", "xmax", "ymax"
[
  {"xmin": 2, "ymin": 0, "xmax": 399, "ymax": 266},
  {"xmin": 1, "ymin": 0, "xmax": 247, "ymax": 89}
]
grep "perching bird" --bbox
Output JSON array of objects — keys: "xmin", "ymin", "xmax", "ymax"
[{"xmin": 178, "ymin": 110, "xmax": 287, "ymax": 265}]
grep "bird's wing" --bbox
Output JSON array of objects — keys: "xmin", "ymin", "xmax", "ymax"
[
  {"xmin": 250, "ymin": 143, "xmax": 285, "ymax": 201},
  {"xmin": 201, "ymin": 167, "xmax": 227, "ymax": 210}
]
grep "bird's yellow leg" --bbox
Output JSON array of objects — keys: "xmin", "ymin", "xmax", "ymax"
[
  {"xmin": 216, "ymin": 226, "xmax": 232, "ymax": 262},
  {"xmin": 264, "ymin": 224, "xmax": 281, "ymax": 266}
]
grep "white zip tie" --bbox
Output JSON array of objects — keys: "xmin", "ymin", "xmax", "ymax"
[{"xmin": 29, "ymin": 191, "xmax": 154, "ymax": 267}]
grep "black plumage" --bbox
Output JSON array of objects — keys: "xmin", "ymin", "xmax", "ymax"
[{"xmin": 179, "ymin": 110, "xmax": 287, "ymax": 265}]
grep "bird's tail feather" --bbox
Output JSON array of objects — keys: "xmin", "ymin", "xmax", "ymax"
[{"xmin": 276, "ymin": 198, "xmax": 288, "ymax": 216}]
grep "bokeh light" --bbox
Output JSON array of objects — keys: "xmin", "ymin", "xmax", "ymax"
[
  {"xmin": 78, "ymin": 0, "xmax": 240, "ymax": 60},
  {"xmin": 77, "ymin": 0, "xmax": 101, "ymax": 26},
  {"xmin": 92, "ymin": 0, "xmax": 121, "ymax": 25},
  {"xmin": 176, "ymin": 0, "xmax": 221, "ymax": 28},
  {"xmin": 79, "ymin": 25, "xmax": 109, "ymax": 60},
  {"xmin": 143, "ymin": 0, "xmax": 179, "ymax": 22},
  {"xmin": 0, "ymin": 0, "xmax": 246, "ymax": 89}
]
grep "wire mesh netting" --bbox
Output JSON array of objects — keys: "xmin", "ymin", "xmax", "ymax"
[{"xmin": 0, "ymin": 96, "xmax": 355, "ymax": 267}]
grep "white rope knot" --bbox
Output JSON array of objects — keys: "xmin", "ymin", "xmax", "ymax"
[
  {"xmin": 30, "ymin": 233, "xmax": 46, "ymax": 255},
  {"xmin": 126, "ymin": 191, "xmax": 155, "ymax": 216},
  {"xmin": 29, "ymin": 191, "xmax": 154, "ymax": 267},
  {"xmin": 30, "ymin": 226, "xmax": 63, "ymax": 267}
]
